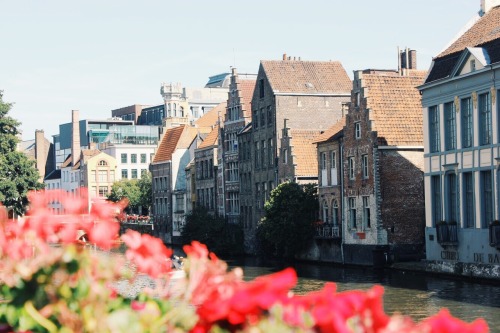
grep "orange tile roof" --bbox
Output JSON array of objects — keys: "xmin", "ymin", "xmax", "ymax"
[
  {"xmin": 195, "ymin": 102, "xmax": 227, "ymax": 128},
  {"xmin": 198, "ymin": 125, "xmax": 219, "ymax": 149},
  {"xmin": 61, "ymin": 154, "xmax": 72, "ymax": 168},
  {"xmin": 153, "ymin": 125, "xmax": 186, "ymax": 163},
  {"xmin": 438, "ymin": 6, "xmax": 500, "ymax": 58},
  {"xmin": 238, "ymin": 79, "xmax": 256, "ymax": 112},
  {"xmin": 363, "ymin": 72, "xmax": 426, "ymax": 146},
  {"xmin": 261, "ymin": 60, "xmax": 352, "ymax": 94},
  {"xmin": 289, "ymin": 129, "xmax": 323, "ymax": 177},
  {"xmin": 177, "ymin": 127, "xmax": 198, "ymax": 149},
  {"xmin": 312, "ymin": 117, "xmax": 346, "ymax": 143}
]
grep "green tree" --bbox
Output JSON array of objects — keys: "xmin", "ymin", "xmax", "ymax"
[
  {"xmin": 0, "ymin": 91, "xmax": 43, "ymax": 215},
  {"xmin": 181, "ymin": 207, "xmax": 244, "ymax": 256},
  {"xmin": 256, "ymin": 182, "xmax": 318, "ymax": 259},
  {"xmin": 108, "ymin": 179, "xmax": 142, "ymax": 214},
  {"xmin": 108, "ymin": 172, "xmax": 152, "ymax": 215}
]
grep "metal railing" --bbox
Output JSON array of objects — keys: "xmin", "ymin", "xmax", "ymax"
[{"xmin": 315, "ymin": 225, "xmax": 341, "ymax": 239}]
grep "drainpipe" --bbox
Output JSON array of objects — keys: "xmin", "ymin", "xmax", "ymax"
[{"xmin": 340, "ymin": 139, "xmax": 345, "ymax": 264}]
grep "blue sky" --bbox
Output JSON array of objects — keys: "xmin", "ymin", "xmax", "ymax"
[{"xmin": 1, "ymin": 0, "xmax": 478, "ymax": 140}]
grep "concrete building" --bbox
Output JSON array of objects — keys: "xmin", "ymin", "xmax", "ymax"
[
  {"xmin": 419, "ymin": 1, "xmax": 500, "ymax": 278},
  {"xmin": 244, "ymin": 56, "xmax": 352, "ymax": 253},
  {"xmin": 219, "ymin": 68, "xmax": 256, "ymax": 223}
]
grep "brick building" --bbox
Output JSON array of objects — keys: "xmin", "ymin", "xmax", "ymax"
[
  {"xmin": 244, "ymin": 56, "xmax": 352, "ymax": 253},
  {"xmin": 342, "ymin": 62, "xmax": 426, "ymax": 266},
  {"xmin": 219, "ymin": 68, "xmax": 256, "ymax": 223},
  {"xmin": 195, "ymin": 125, "xmax": 220, "ymax": 214}
]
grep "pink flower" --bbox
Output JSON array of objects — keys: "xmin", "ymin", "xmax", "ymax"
[
  {"xmin": 183, "ymin": 241, "xmax": 209, "ymax": 259},
  {"xmin": 122, "ymin": 230, "xmax": 172, "ymax": 278},
  {"xmin": 418, "ymin": 309, "xmax": 489, "ymax": 333},
  {"xmin": 88, "ymin": 220, "xmax": 119, "ymax": 250}
]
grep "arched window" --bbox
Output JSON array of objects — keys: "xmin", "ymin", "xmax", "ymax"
[
  {"xmin": 180, "ymin": 106, "xmax": 184, "ymax": 117},
  {"xmin": 332, "ymin": 200, "xmax": 339, "ymax": 225},
  {"xmin": 322, "ymin": 200, "xmax": 329, "ymax": 223},
  {"xmin": 98, "ymin": 160, "xmax": 108, "ymax": 166}
]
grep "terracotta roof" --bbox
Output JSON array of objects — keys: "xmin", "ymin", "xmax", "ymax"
[
  {"xmin": 289, "ymin": 129, "xmax": 323, "ymax": 177},
  {"xmin": 426, "ymin": 6, "xmax": 500, "ymax": 83},
  {"xmin": 198, "ymin": 125, "xmax": 219, "ymax": 149},
  {"xmin": 238, "ymin": 79, "xmax": 256, "ymax": 112},
  {"xmin": 261, "ymin": 60, "xmax": 352, "ymax": 94},
  {"xmin": 364, "ymin": 72, "xmax": 426, "ymax": 146},
  {"xmin": 312, "ymin": 117, "xmax": 346, "ymax": 143},
  {"xmin": 153, "ymin": 125, "xmax": 186, "ymax": 163},
  {"xmin": 81, "ymin": 149, "xmax": 101, "ymax": 164},
  {"xmin": 195, "ymin": 102, "xmax": 227, "ymax": 128},
  {"xmin": 61, "ymin": 154, "xmax": 72, "ymax": 168},
  {"xmin": 176, "ymin": 126, "xmax": 198, "ymax": 150}
]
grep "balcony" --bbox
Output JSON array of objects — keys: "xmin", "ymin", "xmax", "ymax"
[
  {"xmin": 489, "ymin": 222, "xmax": 500, "ymax": 248},
  {"xmin": 315, "ymin": 224, "xmax": 341, "ymax": 240},
  {"xmin": 436, "ymin": 222, "xmax": 458, "ymax": 246}
]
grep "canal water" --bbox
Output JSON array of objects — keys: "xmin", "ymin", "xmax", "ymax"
[{"xmin": 227, "ymin": 257, "xmax": 500, "ymax": 332}]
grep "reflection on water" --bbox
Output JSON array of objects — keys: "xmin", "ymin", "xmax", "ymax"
[{"xmin": 227, "ymin": 257, "xmax": 500, "ymax": 331}]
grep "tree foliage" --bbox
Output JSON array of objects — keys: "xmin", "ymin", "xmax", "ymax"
[
  {"xmin": 0, "ymin": 91, "xmax": 43, "ymax": 215},
  {"xmin": 256, "ymin": 182, "xmax": 318, "ymax": 259},
  {"xmin": 108, "ymin": 172, "xmax": 152, "ymax": 214},
  {"xmin": 181, "ymin": 207, "xmax": 244, "ymax": 256}
]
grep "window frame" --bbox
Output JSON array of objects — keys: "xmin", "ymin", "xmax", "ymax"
[
  {"xmin": 429, "ymin": 105, "xmax": 440, "ymax": 153},
  {"xmin": 444, "ymin": 101, "xmax": 456, "ymax": 151},
  {"xmin": 461, "ymin": 97, "xmax": 473, "ymax": 148}
]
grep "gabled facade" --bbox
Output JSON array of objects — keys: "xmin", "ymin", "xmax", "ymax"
[
  {"xmin": 244, "ymin": 56, "xmax": 352, "ymax": 253},
  {"xmin": 220, "ymin": 68, "xmax": 256, "ymax": 223},
  {"xmin": 195, "ymin": 125, "xmax": 219, "ymax": 214},
  {"xmin": 419, "ymin": 2, "xmax": 500, "ymax": 278},
  {"xmin": 343, "ymin": 63, "xmax": 426, "ymax": 266},
  {"xmin": 80, "ymin": 150, "xmax": 117, "ymax": 203}
]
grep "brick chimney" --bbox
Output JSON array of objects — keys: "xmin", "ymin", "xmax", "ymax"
[
  {"xmin": 480, "ymin": 0, "xmax": 500, "ymax": 16},
  {"xmin": 400, "ymin": 48, "xmax": 417, "ymax": 70},
  {"xmin": 71, "ymin": 110, "xmax": 80, "ymax": 167}
]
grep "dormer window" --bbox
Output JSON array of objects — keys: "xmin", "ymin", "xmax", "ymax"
[{"xmin": 470, "ymin": 59, "xmax": 476, "ymax": 72}]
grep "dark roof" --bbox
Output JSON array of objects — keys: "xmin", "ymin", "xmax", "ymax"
[
  {"xmin": 426, "ymin": 6, "xmax": 500, "ymax": 84},
  {"xmin": 44, "ymin": 169, "xmax": 61, "ymax": 181}
]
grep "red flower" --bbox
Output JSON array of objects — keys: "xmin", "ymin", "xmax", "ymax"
[
  {"xmin": 122, "ymin": 230, "xmax": 172, "ymax": 278},
  {"xmin": 418, "ymin": 309, "xmax": 489, "ymax": 333},
  {"xmin": 183, "ymin": 241, "xmax": 209, "ymax": 259},
  {"xmin": 88, "ymin": 220, "xmax": 119, "ymax": 250}
]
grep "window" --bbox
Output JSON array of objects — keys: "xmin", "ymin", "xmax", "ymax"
[
  {"xmin": 283, "ymin": 148, "xmax": 288, "ymax": 164},
  {"xmin": 121, "ymin": 153, "xmax": 127, "ymax": 163},
  {"xmin": 322, "ymin": 200, "xmax": 329, "ymax": 223},
  {"xmin": 362, "ymin": 154, "xmax": 369, "ymax": 179},
  {"xmin": 253, "ymin": 110, "xmax": 259, "ymax": 129},
  {"xmin": 363, "ymin": 196, "xmax": 371, "ymax": 228},
  {"xmin": 259, "ymin": 79, "xmax": 264, "ymax": 98},
  {"xmin": 131, "ymin": 154, "xmax": 137, "ymax": 163},
  {"xmin": 446, "ymin": 173, "xmax": 458, "ymax": 223},
  {"xmin": 209, "ymin": 159, "xmax": 213, "ymax": 178},
  {"xmin": 479, "ymin": 92, "xmax": 491, "ymax": 145},
  {"xmin": 268, "ymin": 139, "xmax": 274, "ymax": 166},
  {"xmin": 470, "ymin": 59, "xmax": 476, "ymax": 72},
  {"xmin": 431, "ymin": 175, "xmax": 442, "ymax": 226},
  {"xmin": 320, "ymin": 152, "xmax": 327, "ymax": 170},
  {"xmin": 141, "ymin": 154, "xmax": 147, "ymax": 163},
  {"xmin": 461, "ymin": 98, "xmax": 473, "ymax": 148},
  {"xmin": 429, "ymin": 106, "xmax": 440, "ymax": 153},
  {"xmin": 131, "ymin": 169, "xmax": 138, "ymax": 179},
  {"xmin": 330, "ymin": 151, "xmax": 336, "ymax": 169},
  {"xmin": 228, "ymin": 162, "xmax": 238, "ymax": 182},
  {"xmin": 228, "ymin": 192, "xmax": 239, "ymax": 214},
  {"xmin": 348, "ymin": 157, "xmax": 355, "ymax": 180},
  {"xmin": 481, "ymin": 170, "xmax": 493, "ymax": 228},
  {"xmin": 260, "ymin": 108, "xmax": 265, "ymax": 127},
  {"xmin": 110, "ymin": 171, "xmax": 115, "ymax": 182},
  {"xmin": 267, "ymin": 106, "xmax": 273, "ymax": 126},
  {"xmin": 91, "ymin": 170, "xmax": 96, "ymax": 182},
  {"xmin": 121, "ymin": 169, "xmax": 128, "ymax": 179},
  {"xmin": 355, "ymin": 122, "xmax": 361, "ymax": 139},
  {"xmin": 332, "ymin": 200, "xmax": 339, "ymax": 226},
  {"xmin": 99, "ymin": 186, "xmax": 108, "ymax": 197},
  {"xmin": 176, "ymin": 194, "xmax": 184, "ymax": 213},
  {"xmin": 444, "ymin": 102, "xmax": 456, "ymax": 150},
  {"xmin": 349, "ymin": 197, "xmax": 357, "ymax": 229},
  {"xmin": 262, "ymin": 140, "xmax": 267, "ymax": 167},
  {"xmin": 255, "ymin": 142, "xmax": 260, "ymax": 168},
  {"xmin": 98, "ymin": 170, "xmax": 107, "ymax": 182},
  {"xmin": 98, "ymin": 160, "xmax": 107, "ymax": 166}
]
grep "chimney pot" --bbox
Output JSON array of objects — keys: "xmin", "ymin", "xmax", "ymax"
[{"xmin": 283, "ymin": 53, "xmax": 287, "ymax": 60}]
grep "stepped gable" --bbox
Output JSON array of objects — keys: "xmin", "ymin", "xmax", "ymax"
[
  {"xmin": 313, "ymin": 117, "xmax": 346, "ymax": 143},
  {"xmin": 426, "ymin": 6, "xmax": 500, "ymax": 83},
  {"xmin": 261, "ymin": 60, "xmax": 352, "ymax": 94},
  {"xmin": 152, "ymin": 125, "xmax": 186, "ymax": 163},
  {"xmin": 289, "ymin": 129, "xmax": 323, "ymax": 178},
  {"xmin": 364, "ymin": 71, "xmax": 426, "ymax": 146}
]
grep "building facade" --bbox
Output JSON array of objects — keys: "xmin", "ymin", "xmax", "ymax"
[
  {"xmin": 420, "ymin": 2, "xmax": 500, "ymax": 278},
  {"xmin": 244, "ymin": 56, "xmax": 352, "ymax": 253}
]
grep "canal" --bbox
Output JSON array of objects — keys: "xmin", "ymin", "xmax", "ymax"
[{"xmin": 227, "ymin": 257, "xmax": 500, "ymax": 332}]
